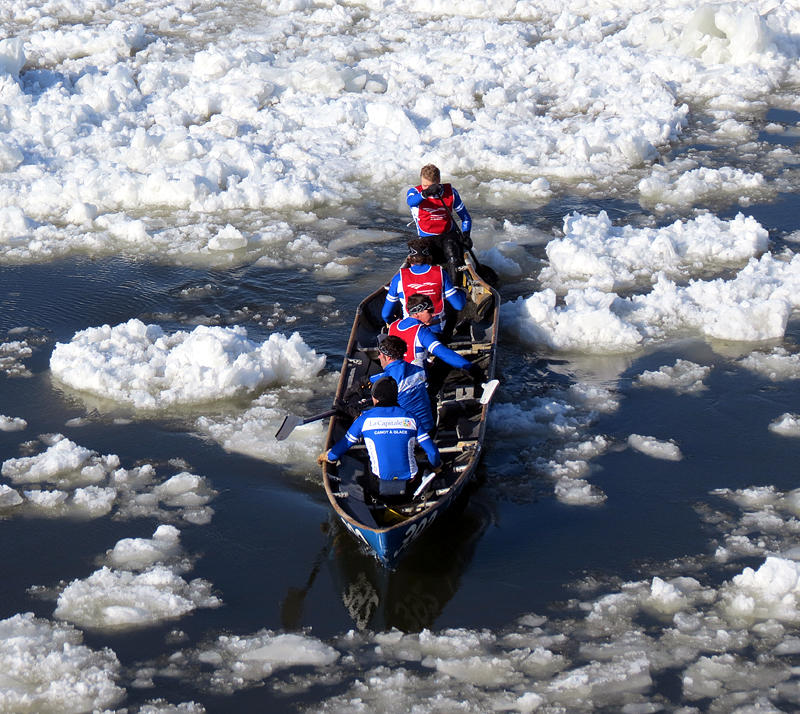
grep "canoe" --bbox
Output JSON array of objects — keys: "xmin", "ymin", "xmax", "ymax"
[{"xmin": 321, "ymin": 252, "xmax": 499, "ymax": 568}]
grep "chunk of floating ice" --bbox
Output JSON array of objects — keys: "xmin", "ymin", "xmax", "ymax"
[
  {"xmin": 627, "ymin": 434, "xmax": 683, "ymax": 461},
  {"xmin": 0, "ymin": 612, "xmax": 123, "ymax": 711},
  {"xmin": 635, "ymin": 359, "xmax": 711, "ymax": 393},
  {"xmin": 54, "ymin": 565, "xmax": 221, "ymax": 631},
  {"xmin": 50, "ymin": 320, "xmax": 326, "ymax": 409},
  {"xmin": 769, "ymin": 413, "xmax": 800, "ymax": 436},
  {"xmin": 0, "ymin": 414, "xmax": 26, "ymax": 431}
]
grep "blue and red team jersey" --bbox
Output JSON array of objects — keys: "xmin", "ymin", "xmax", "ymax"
[
  {"xmin": 326, "ymin": 405, "xmax": 440, "ymax": 481},
  {"xmin": 389, "ymin": 317, "xmax": 472, "ymax": 371},
  {"xmin": 382, "ymin": 264, "xmax": 466, "ymax": 333},
  {"xmin": 371, "ymin": 358, "xmax": 434, "ymax": 433},
  {"xmin": 407, "ymin": 183, "xmax": 471, "ymax": 237}
]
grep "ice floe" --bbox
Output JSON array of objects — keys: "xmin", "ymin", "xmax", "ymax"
[
  {"xmin": 0, "ymin": 434, "xmax": 216, "ymax": 523},
  {"xmin": 50, "ymin": 320, "xmax": 326, "ymax": 410},
  {"xmin": 634, "ymin": 358, "xmax": 712, "ymax": 393}
]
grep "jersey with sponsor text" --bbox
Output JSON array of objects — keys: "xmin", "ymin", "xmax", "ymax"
[
  {"xmin": 372, "ymin": 358, "xmax": 434, "ymax": 432},
  {"xmin": 327, "ymin": 405, "xmax": 440, "ymax": 481}
]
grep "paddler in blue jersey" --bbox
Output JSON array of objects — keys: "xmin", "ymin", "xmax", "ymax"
[
  {"xmin": 372, "ymin": 334, "xmax": 435, "ymax": 434},
  {"xmin": 317, "ymin": 376, "xmax": 441, "ymax": 498},
  {"xmin": 389, "ymin": 293, "xmax": 486, "ymax": 399},
  {"xmin": 382, "ymin": 238, "xmax": 466, "ymax": 337},
  {"xmin": 407, "ymin": 164, "xmax": 472, "ymax": 283}
]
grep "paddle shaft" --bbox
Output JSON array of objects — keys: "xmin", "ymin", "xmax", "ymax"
[
  {"xmin": 434, "ymin": 192, "xmax": 485, "ymax": 269},
  {"xmin": 274, "ymin": 397, "xmax": 372, "ymax": 441},
  {"xmin": 301, "ymin": 408, "xmax": 338, "ymax": 425}
]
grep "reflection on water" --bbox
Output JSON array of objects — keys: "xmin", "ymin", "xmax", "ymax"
[
  {"xmin": 280, "ymin": 540, "xmax": 329, "ymax": 632},
  {"xmin": 326, "ymin": 491, "xmax": 492, "ymax": 632}
]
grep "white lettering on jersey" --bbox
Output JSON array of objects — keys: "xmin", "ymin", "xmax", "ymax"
[{"xmin": 363, "ymin": 416, "xmax": 416, "ymax": 430}]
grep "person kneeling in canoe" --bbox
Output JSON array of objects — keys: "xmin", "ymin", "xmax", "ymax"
[
  {"xmin": 372, "ymin": 334, "xmax": 436, "ymax": 434},
  {"xmin": 381, "ymin": 238, "xmax": 466, "ymax": 338},
  {"xmin": 317, "ymin": 376, "xmax": 441, "ymax": 499},
  {"xmin": 389, "ymin": 293, "xmax": 486, "ymax": 399}
]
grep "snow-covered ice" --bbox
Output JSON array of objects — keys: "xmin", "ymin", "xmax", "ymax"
[
  {"xmin": 635, "ymin": 358, "xmax": 711, "ymax": 393},
  {"xmin": 52, "ymin": 525, "xmax": 221, "ymax": 631},
  {"xmin": 0, "ymin": 415, "xmax": 27, "ymax": 432},
  {"xmin": 50, "ymin": 320, "xmax": 326, "ymax": 410},
  {"xmin": 0, "ymin": 434, "xmax": 216, "ymax": 523},
  {"xmin": 0, "ymin": 0, "xmax": 793, "ymax": 266},
  {"xmin": 628, "ymin": 433, "xmax": 683, "ymax": 461},
  {"xmin": 0, "ymin": 612, "xmax": 124, "ymax": 713}
]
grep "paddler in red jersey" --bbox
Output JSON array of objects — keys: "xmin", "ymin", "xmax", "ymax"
[{"xmin": 406, "ymin": 164, "xmax": 472, "ymax": 283}]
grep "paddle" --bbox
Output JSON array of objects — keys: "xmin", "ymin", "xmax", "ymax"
[
  {"xmin": 433, "ymin": 192, "xmax": 500, "ymax": 287},
  {"xmin": 280, "ymin": 541, "xmax": 328, "ymax": 630},
  {"xmin": 274, "ymin": 396, "xmax": 374, "ymax": 441},
  {"xmin": 413, "ymin": 470, "xmax": 438, "ymax": 498},
  {"xmin": 480, "ymin": 379, "xmax": 499, "ymax": 405},
  {"xmin": 274, "ymin": 408, "xmax": 338, "ymax": 441}
]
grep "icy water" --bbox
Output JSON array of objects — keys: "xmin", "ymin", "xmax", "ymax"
[
  {"xmin": 5, "ymin": 2, "xmax": 800, "ymax": 712},
  {"xmin": 4, "ymin": 185, "xmax": 800, "ymax": 713}
]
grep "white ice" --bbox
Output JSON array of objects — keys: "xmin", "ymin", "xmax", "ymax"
[
  {"xmin": 2, "ymin": 434, "xmax": 113, "ymax": 485},
  {"xmin": 196, "ymin": 393, "xmax": 328, "ymax": 466},
  {"xmin": 504, "ymin": 249, "xmax": 800, "ymax": 354},
  {"xmin": 0, "ymin": 434, "xmax": 216, "ymax": 522},
  {"xmin": 740, "ymin": 347, "xmax": 800, "ymax": 381},
  {"xmin": 174, "ymin": 518, "xmax": 800, "ymax": 711},
  {"xmin": 0, "ymin": 612, "xmax": 123, "ymax": 713},
  {"xmin": 539, "ymin": 211, "xmax": 768, "ymax": 292},
  {"xmin": 0, "ymin": 0, "xmax": 793, "ymax": 265},
  {"xmin": 635, "ymin": 359, "xmax": 711, "ymax": 393},
  {"xmin": 769, "ymin": 413, "xmax": 800, "ymax": 437},
  {"xmin": 486, "ymin": 383, "xmax": 617, "ymax": 506},
  {"xmin": 102, "ymin": 524, "xmax": 186, "ymax": 572},
  {"xmin": 628, "ymin": 434, "xmax": 683, "ymax": 461},
  {"xmin": 153, "ymin": 631, "xmax": 339, "ymax": 694},
  {"xmin": 0, "ymin": 340, "xmax": 34, "ymax": 378},
  {"xmin": 1, "ymin": 1, "xmax": 800, "ymax": 712},
  {"xmin": 0, "ymin": 415, "xmax": 27, "ymax": 432},
  {"xmin": 50, "ymin": 319, "xmax": 326, "ymax": 410},
  {"xmin": 53, "ymin": 526, "xmax": 221, "ymax": 631}
]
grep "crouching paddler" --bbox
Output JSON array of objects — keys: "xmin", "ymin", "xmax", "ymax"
[{"xmin": 317, "ymin": 376, "xmax": 441, "ymax": 500}]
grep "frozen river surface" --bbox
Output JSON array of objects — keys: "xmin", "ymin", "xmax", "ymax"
[{"xmin": 3, "ymin": 1, "xmax": 800, "ymax": 713}]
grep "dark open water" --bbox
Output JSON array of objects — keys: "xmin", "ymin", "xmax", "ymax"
[{"xmin": 2, "ymin": 171, "xmax": 800, "ymax": 711}]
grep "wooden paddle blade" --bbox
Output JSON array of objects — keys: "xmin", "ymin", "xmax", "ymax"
[
  {"xmin": 480, "ymin": 379, "xmax": 499, "ymax": 405},
  {"xmin": 274, "ymin": 414, "xmax": 304, "ymax": 441}
]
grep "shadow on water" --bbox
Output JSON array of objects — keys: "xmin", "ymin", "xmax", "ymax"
[{"xmin": 320, "ymin": 491, "xmax": 492, "ymax": 633}]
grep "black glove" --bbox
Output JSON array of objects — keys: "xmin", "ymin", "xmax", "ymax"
[
  {"xmin": 467, "ymin": 363, "xmax": 486, "ymax": 386},
  {"xmin": 421, "ymin": 184, "xmax": 441, "ymax": 198},
  {"xmin": 467, "ymin": 364, "xmax": 486, "ymax": 399},
  {"xmin": 335, "ymin": 398, "xmax": 363, "ymax": 419},
  {"xmin": 461, "ymin": 230, "xmax": 472, "ymax": 249}
]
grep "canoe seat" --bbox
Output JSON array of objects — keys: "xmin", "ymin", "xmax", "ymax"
[
  {"xmin": 457, "ymin": 417, "xmax": 480, "ymax": 440},
  {"xmin": 437, "ymin": 399, "xmax": 468, "ymax": 430}
]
